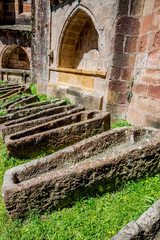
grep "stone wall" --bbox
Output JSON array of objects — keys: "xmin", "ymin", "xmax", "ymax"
[
  {"xmin": 127, "ymin": 1, "xmax": 160, "ymax": 128},
  {"xmin": 105, "ymin": 0, "xmax": 143, "ymax": 121}
]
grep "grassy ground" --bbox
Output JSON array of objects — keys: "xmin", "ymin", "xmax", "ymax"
[
  {"xmin": 0, "ymin": 84, "xmax": 159, "ymax": 239},
  {"xmin": 0, "ymin": 125, "xmax": 159, "ymax": 239}
]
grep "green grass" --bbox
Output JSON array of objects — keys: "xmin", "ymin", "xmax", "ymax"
[
  {"xmin": 0, "ymin": 120, "xmax": 159, "ymax": 239},
  {"xmin": 111, "ymin": 119, "xmax": 132, "ymax": 129}
]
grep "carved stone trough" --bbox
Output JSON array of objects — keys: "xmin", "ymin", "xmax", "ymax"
[
  {"xmin": 2, "ymin": 127, "xmax": 160, "ymax": 218},
  {"xmin": 5, "ymin": 110, "xmax": 110, "ymax": 158},
  {"xmin": 0, "ymin": 99, "xmax": 66, "ymax": 124},
  {"xmin": 1, "ymin": 104, "xmax": 85, "ymax": 141}
]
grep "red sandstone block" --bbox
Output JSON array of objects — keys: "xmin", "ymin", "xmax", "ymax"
[
  {"xmin": 147, "ymin": 50, "xmax": 160, "ymax": 68},
  {"xmin": 147, "ymin": 32, "xmax": 156, "ymax": 52},
  {"xmin": 129, "ymin": 94, "xmax": 136, "ymax": 107},
  {"xmin": 140, "ymin": 13, "xmax": 154, "ymax": 35},
  {"xmin": 154, "ymin": 0, "xmax": 160, "ymax": 9},
  {"xmin": 141, "ymin": 69, "xmax": 160, "ymax": 85},
  {"xmin": 126, "ymin": 107, "xmax": 143, "ymax": 126},
  {"xmin": 137, "ymin": 96, "xmax": 157, "ymax": 115},
  {"xmin": 124, "ymin": 54, "xmax": 136, "ymax": 68},
  {"xmin": 125, "ymin": 36, "xmax": 137, "ymax": 53},
  {"xmin": 148, "ymin": 85, "xmax": 160, "ymax": 99},
  {"xmin": 118, "ymin": 93, "xmax": 127, "ymax": 104},
  {"xmin": 110, "ymin": 67, "xmax": 121, "ymax": 80},
  {"xmin": 122, "ymin": 68, "xmax": 133, "ymax": 81},
  {"xmin": 137, "ymin": 35, "xmax": 147, "ymax": 53},
  {"xmin": 112, "ymin": 34, "xmax": 124, "ymax": 53},
  {"xmin": 153, "ymin": 30, "xmax": 160, "ymax": 51},
  {"xmin": 115, "ymin": 17, "xmax": 140, "ymax": 35},
  {"xmin": 109, "ymin": 80, "xmax": 127, "ymax": 93},
  {"xmin": 133, "ymin": 84, "xmax": 148, "ymax": 96}
]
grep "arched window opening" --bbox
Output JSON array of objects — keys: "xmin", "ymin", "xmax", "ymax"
[
  {"xmin": 2, "ymin": 45, "xmax": 30, "ymax": 70},
  {"xmin": 59, "ymin": 9, "xmax": 99, "ymax": 71}
]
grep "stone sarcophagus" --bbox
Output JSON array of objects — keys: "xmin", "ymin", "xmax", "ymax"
[
  {"xmin": 1, "ymin": 104, "xmax": 85, "ymax": 141},
  {"xmin": 5, "ymin": 110, "xmax": 110, "ymax": 158},
  {"xmin": 2, "ymin": 127, "xmax": 160, "ymax": 218}
]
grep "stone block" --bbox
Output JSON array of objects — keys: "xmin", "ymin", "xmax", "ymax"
[
  {"xmin": 137, "ymin": 35, "xmax": 147, "ymax": 53},
  {"xmin": 115, "ymin": 17, "xmax": 140, "ymax": 35},
  {"xmin": 47, "ymin": 83, "xmax": 103, "ymax": 110},
  {"xmin": 117, "ymin": 0, "xmax": 130, "ymax": 16},
  {"xmin": 5, "ymin": 110, "xmax": 110, "ymax": 158},
  {"xmin": 137, "ymin": 96, "xmax": 158, "ymax": 115},
  {"xmin": 126, "ymin": 107, "xmax": 143, "ymax": 126},
  {"xmin": 148, "ymin": 85, "xmax": 160, "ymax": 99},
  {"xmin": 143, "ymin": 0, "xmax": 154, "ymax": 16},
  {"xmin": 122, "ymin": 68, "xmax": 133, "ymax": 81},
  {"xmin": 112, "ymin": 34, "xmax": 124, "ymax": 53},
  {"xmin": 154, "ymin": 0, "xmax": 160, "ymax": 9},
  {"xmin": 133, "ymin": 83, "xmax": 148, "ymax": 96},
  {"xmin": 109, "ymin": 80, "xmax": 127, "ymax": 93},
  {"xmin": 110, "ymin": 67, "xmax": 121, "ymax": 80},
  {"xmin": 125, "ymin": 36, "xmax": 137, "ymax": 53},
  {"xmin": 2, "ymin": 127, "xmax": 160, "ymax": 218},
  {"xmin": 130, "ymin": 0, "xmax": 145, "ymax": 16}
]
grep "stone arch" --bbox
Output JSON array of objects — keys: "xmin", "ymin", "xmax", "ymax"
[
  {"xmin": 58, "ymin": 6, "xmax": 99, "ymax": 70},
  {"xmin": 2, "ymin": 44, "xmax": 30, "ymax": 70}
]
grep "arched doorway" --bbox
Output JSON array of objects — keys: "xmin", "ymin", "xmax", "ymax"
[
  {"xmin": 58, "ymin": 9, "xmax": 99, "ymax": 71},
  {"xmin": 2, "ymin": 45, "xmax": 30, "ymax": 70},
  {"xmin": 1, "ymin": 45, "xmax": 30, "ymax": 83}
]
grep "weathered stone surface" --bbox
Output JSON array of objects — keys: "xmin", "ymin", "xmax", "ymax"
[
  {"xmin": 2, "ymin": 127, "xmax": 160, "ymax": 218},
  {"xmin": 0, "ymin": 100, "xmax": 66, "ymax": 124},
  {"xmin": 1, "ymin": 104, "xmax": 85, "ymax": 141},
  {"xmin": 5, "ymin": 110, "xmax": 110, "ymax": 158},
  {"xmin": 8, "ymin": 95, "xmax": 39, "ymax": 109},
  {"xmin": 1, "ymin": 95, "xmax": 33, "ymax": 110},
  {"xmin": 0, "ymin": 85, "xmax": 22, "ymax": 94},
  {"xmin": 7, "ymin": 98, "xmax": 59, "ymax": 114},
  {"xmin": 0, "ymin": 87, "xmax": 25, "ymax": 101},
  {"xmin": 112, "ymin": 200, "xmax": 160, "ymax": 240}
]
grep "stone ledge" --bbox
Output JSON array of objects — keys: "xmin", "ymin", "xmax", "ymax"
[
  {"xmin": 49, "ymin": 67, "xmax": 107, "ymax": 78},
  {"xmin": 0, "ymin": 25, "xmax": 31, "ymax": 31},
  {"xmin": 47, "ymin": 83, "xmax": 103, "ymax": 110},
  {"xmin": 0, "ymin": 68, "xmax": 30, "ymax": 75}
]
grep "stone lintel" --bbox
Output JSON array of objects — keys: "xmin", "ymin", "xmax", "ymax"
[{"xmin": 49, "ymin": 67, "xmax": 107, "ymax": 78}]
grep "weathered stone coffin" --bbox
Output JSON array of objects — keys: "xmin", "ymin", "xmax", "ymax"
[
  {"xmin": 5, "ymin": 110, "xmax": 110, "ymax": 158},
  {"xmin": 0, "ymin": 99, "xmax": 66, "ymax": 124},
  {"xmin": 1, "ymin": 104, "xmax": 85, "ymax": 141},
  {"xmin": 2, "ymin": 127, "xmax": 160, "ymax": 218}
]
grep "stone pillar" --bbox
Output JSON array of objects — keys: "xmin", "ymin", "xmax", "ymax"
[{"xmin": 31, "ymin": 0, "xmax": 50, "ymax": 94}]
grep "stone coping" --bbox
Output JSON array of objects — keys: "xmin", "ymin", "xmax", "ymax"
[
  {"xmin": 49, "ymin": 67, "xmax": 107, "ymax": 78},
  {"xmin": 5, "ymin": 110, "xmax": 110, "ymax": 158},
  {"xmin": 0, "ymin": 25, "xmax": 31, "ymax": 31},
  {"xmin": 2, "ymin": 127, "xmax": 160, "ymax": 218},
  {"xmin": 111, "ymin": 200, "xmax": 160, "ymax": 240}
]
